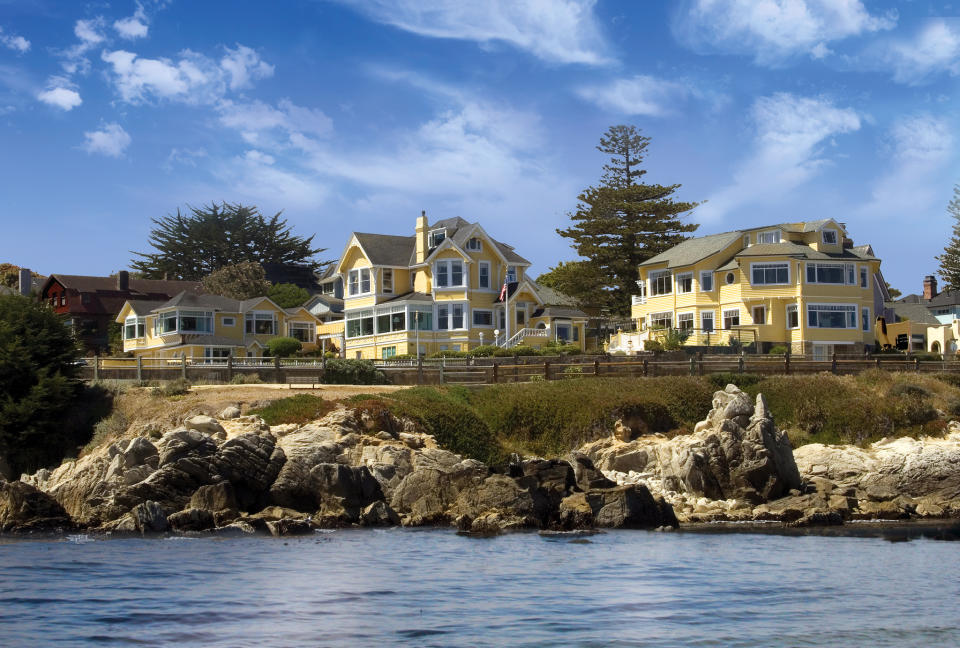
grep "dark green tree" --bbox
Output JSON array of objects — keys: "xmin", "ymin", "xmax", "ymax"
[
  {"xmin": 937, "ymin": 184, "xmax": 960, "ymax": 291},
  {"xmin": 131, "ymin": 202, "xmax": 324, "ymax": 280},
  {"xmin": 557, "ymin": 125, "xmax": 700, "ymax": 316},
  {"xmin": 268, "ymin": 283, "xmax": 310, "ymax": 308},
  {"xmin": 535, "ymin": 261, "xmax": 607, "ymax": 310},
  {"xmin": 200, "ymin": 262, "xmax": 272, "ymax": 300},
  {"xmin": 0, "ymin": 295, "xmax": 84, "ymax": 475}
]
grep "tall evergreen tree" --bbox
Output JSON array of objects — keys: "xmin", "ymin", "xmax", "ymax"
[
  {"xmin": 131, "ymin": 202, "xmax": 325, "ymax": 280},
  {"xmin": 557, "ymin": 126, "xmax": 700, "ymax": 316},
  {"xmin": 936, "ymin": 184, "xmax": 960, "ymax": 291}
]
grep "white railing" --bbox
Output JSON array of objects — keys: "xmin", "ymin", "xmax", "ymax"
[
  {"xmin": 632, "ymin": 294, "xmax": 646, "ymax": 305},
  {"xmin": 502, "ymin": 327, "xmax": 549, "ymax": 349}
]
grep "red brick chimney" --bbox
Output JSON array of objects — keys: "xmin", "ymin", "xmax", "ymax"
[{"xmin": 923, "ymin": 275, "xmax": 938, "ymax": 300}]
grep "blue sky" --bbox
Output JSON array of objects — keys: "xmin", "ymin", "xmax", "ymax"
[{"xmin": 1, "ymin": 0, "xmax": 958, "ymax": 295}]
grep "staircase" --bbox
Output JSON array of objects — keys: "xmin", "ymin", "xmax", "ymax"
[{"xmin": 497, "ymin": 327, "xmax": 549, "ymax": 349}]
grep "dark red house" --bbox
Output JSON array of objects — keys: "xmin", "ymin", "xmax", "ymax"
[{"xmin": 40, "ymin": 271, "xmax": 201, "ymax": 353}]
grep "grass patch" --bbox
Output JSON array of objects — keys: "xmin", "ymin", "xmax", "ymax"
[{"xmin": 250, "ymin": 394, "xmax": 337, "ymax": 425}]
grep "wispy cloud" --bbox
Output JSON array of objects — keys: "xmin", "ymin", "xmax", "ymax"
[
  {"xmin": 332, "ymin": 0, "xmax": 612, "ymax": 65},
  {"xmin": 672, "ymin": 0, "xmax": 896, "ymax": 65},
  {"xmin": 101, "ymin": 45, "xmax": 273, "ymax": 104},
  {"xmin": 37, "ymin": 76, "xmax": 82, "ymax": 110},
  {"xmin": 858, "ymin": 114, "xmax": 954, "ymax": 220},
  {"xmin": 114, "ymin": 3, "xmax": 150, "ymax": 40},
  {"xmin": 82, "ymin": 122, "xmax": 131, "ymax": 157},
  {"xmin": 0, "ymin": 26, "xmax": 30, "ymax": 54},
  {"xmin": 875, "ymin": 19, "xmax": 960, "ymax": 85},
  {"xmin": 576, "ymin": 74, "xmax": 728, "ymax": 117},
  {"xmin": 698, "ymin": 93, "xmax": 861, "ymax": 221}
]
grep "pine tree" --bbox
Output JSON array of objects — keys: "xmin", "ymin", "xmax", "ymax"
[
  {"xmin": 131, "ymin": 202, "xmax": 324, "ymax": 280},
  {"xmin": 557, "ymin": 126, "xmax": 700, "ymax": 316},
  {"xmin": 937, "ymin": 184, "xmax": 960, "ymax": 291},
  {"xmin": 200, "ymin": 262, "xmax": 272, "ymax": 300}
]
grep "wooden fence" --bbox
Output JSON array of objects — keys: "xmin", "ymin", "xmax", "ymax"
[{"xmin": 78, "ymin": 353, "xmax": 960, "ymax": 386}]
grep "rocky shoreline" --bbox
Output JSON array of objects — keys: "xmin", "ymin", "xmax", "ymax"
[{"xmin": 3, "ymin": 385, "xmax": 960, "ymax": 538}]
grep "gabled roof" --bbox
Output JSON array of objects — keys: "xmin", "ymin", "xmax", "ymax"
[
  {"xmin": 532, "ymin": 282, "xmax": 578, "ymax": 307},
  {"xmin": 44, "ymin": 274, "xmax": 201, "ymax": 296},
  {"xmin": 155, "ymin": 292, "xmax": 243, "ymax": 311},
  {"xmin": 887, "ymin": 302, "xmax": 941, "ymax": 325},
  {"xmin": 735, "ymin": 242, "xmax": 877, "ymax": 261},
  {"xmin": 126, "ymin": 300, "xmax": 167, "ymax": 316},
  {"xmin": 353, "ymin": 233, "xmax": 416, "ymax": 267},
  {"xmin": 532, "ymin": 305, "xmax": 588, "ymax": 319},
  {"xmin": 306, "ymin": 294, "xmax": 344, "ymax": 312},
  {"xmin": 640, "ymin": 231, "xmax": 743, "ymax": 269},
  {"xmin": 900, "ymin": 290, "xmax": 960, "ymax": 308}
]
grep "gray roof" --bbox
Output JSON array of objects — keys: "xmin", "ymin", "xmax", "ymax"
[
  {"xmin": 779, "ymin": 219, "xmax": 833, "ymax": 233},
  {"xmin": 156, "ymin": 292, "xmax": 243, "ymax": 311},
  {"xmin": 900, "ymin": 289, "xmax": 960, "ymax": 308},
  {"xmin": 354, "ymin": 233, "xmax": 416, "ymax": 267},
  {"xmin": 640, "ymin": 231, "xmax": 743, "ymax": 268},
  {"xmin": 381, "ymin": 291, "xmax": 434, "ymax": 304},
  {"xmin": 532, "ymin": 305, "xmax": 588, "ymax": 319},
  {"xmin": 736, "ymin": 242, "xmax": 877, "ymax": 261},
  {"xmin": 533, "ymin": 282, "xmax": 578, "ymax": 307},
  {"xmin": 126, "ymin": 300, "xmax": 167, "ymax": 316},
  {"xmin": 307, "ymin": 294, "xmax": 344, "ymax": 312},
  {"xmin": 888, "ymin": 302, "xmax": 941, "ymax": 325}
]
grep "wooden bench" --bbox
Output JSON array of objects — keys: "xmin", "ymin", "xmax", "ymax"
[{"xmin": 288, "ymin": 376, "xmax": 321, "ymax": 389}]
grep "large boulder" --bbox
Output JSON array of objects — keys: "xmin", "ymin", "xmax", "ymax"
[
  {"xmin": 167, "ymin": 507, "xmax": 215, "ymax": 532},
  {"xmin": 583, "ymin": 485, "xmax": 677, "ymax": 529},
  {"xmin": 211, "ymin": 433, "xmax": 286, "ymax": 511},
  {"xmin": 0, "ymin": 480, "xmax": 73, "ymax": 532},
  {"xmin": 450, "ymin": 473, "xmax": 538, "ymax": 530},
  {"xmin": 390, "ymin": 457, "xmax": 488, "ymax": 526},
  {"xmin": 308, "ymin": 463, "xmax": 384, "ymax": 523}
]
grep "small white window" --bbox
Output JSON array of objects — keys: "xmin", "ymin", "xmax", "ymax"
[
  {"xmin": 466, "ymin": 237, "xmax": 482, "ymax": 251},
  {"xmin": 222, "ymin": 317, "xmax": 236, "ymax": 327},
  {"xmin": 723, "ymin": 308, "xmax": 740, "ymax": 329},
  {"xmin": 701, "ymin": 311, "xmax": 715, "ymax": 332},
  {"xmin": 478, "ymin": 262, "xmax": 490, "ymax": 289},
  {"xmin": 786, "ymin": 304, "xmax": 799, "ymax": 329},
  {"xmin": 348, "ymin": 268, "xmax": 371, "ymax": 295},
  {"xmin": 743, "ymin": 234, "xmax": 750, "ymax": 247},
  {"xmin": 677, "ymin": 312, "xmax": 694, "ymax": 331},
  {"xmin": 507, "ymin": 266, "xmax": 517, "ymax": 282},
  {"xmin": 650, "ymin": 270, "xmax": 672, "ymax": 296},
  {"xmin": 676, "ymin": 272, "xmax": 693, "ymax": 294},
  {"xmin": 752, "ymin": 305, "xmax": 766, "ymax": 325},
  {"xmin": 862, "ymin": 307, "xmax": 871, "ymax": 332},
  {"xmin": 429, "ymin": 229, "xmax": 446, "ymax": 248},
  {"xmin": 699, "ymin": 271, "xmax": 714, "ymax": 292},
  {"xmin": 822, "ymin": 229, "xmax": 838, "ymax": 245},
  {"xmin": 860, "ymin": 266, "xmax": 868, "ymax": 289},
  {"xmin": 757, "ymin": 230, "xmax": 781, "ymax": 244},
  {"xmin": 382, "ymin": 269, "xmax": 393, "ymax": 294}
]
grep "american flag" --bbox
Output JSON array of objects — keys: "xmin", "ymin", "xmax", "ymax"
[{"xmin": 499, "ymin": 280, "xmax": 508, "ymax": 302}]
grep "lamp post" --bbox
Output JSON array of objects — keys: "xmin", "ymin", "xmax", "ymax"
[
  {"xmin": 415, "ymin": 310, "xmax": 420, "ymax": 357},
  {"xmin": 494, "ymin": 328, "xmax": 500, "ymax": 347}
]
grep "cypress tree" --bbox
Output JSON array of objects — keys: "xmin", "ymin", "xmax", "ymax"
[{"xmin": 937, "ymin": 184, "xmax": 960, "ymax": 291}]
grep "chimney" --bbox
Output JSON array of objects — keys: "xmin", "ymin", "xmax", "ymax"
[
  {"xmin": 415, "ymin": 210, "xmax": 428, "ymax": 264},
  {"xmin": 18, "ymin": 268, "xmax": 31, "ymax": 296},
  {"xmin": 117, "ymin": 270, "xmax": 130, "ymax": 292},
  {"xmin": 923, "ymin": 275, "xmax": 938, "ymax": 300}
]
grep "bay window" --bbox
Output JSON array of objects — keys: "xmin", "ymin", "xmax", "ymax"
[
  {"xmin": 410, "ymin": 308, "xmax": 432, "ymax": 331},
  {"xmin": 245, "ymin": 312, "xmax": 276, "ymax": 335},
  {"xmin": 677, "ymin": 312, "xmax": 694, "ymax": 331},
  {"xmin": 159, "ymin": 311, "xmax": 178, "ymax": 335},
  {"xmin": 124, "ymin": 317, "xmax": 146, "ymax": 340},
  {"xmin": 437, "ymin": 304, "xmax": 465, "ymax": 330},
  {"xmin": 288, "ymin": 321, "xmax": 315, "ymax": 343},
  {"xmin": 751, "ymin": 262, "xmax": 789, "ymax": 285},
  {"xmin": 676, "ymin": 272, "xmax": 693, "ymax": 294},
  {"xmin": 649, "ymin": 311, "xmax": 672, "ymax": 330},
  {"xmin": 650, "ymin": 270, "xmax": 672, "ymax": 296},
  {"xmin": 375, "ymin": 306, "xmax": 406, "ymax": 334},
  {"xmin": 348, "ymin": 268, "xmax": 371, "ymax": 295},
  {"xmin": 700, "ymin": 271, "xmax": 714, "ymax": 292},
  {"xmin": 346, "ymin": 310, "xmax": 374, "ymax": 338},
  {"xmin": 180, "ymin": 310, "xmax": 213, "ymax": 333},
  {"xmin": 806, "ymin": 263, "xmax": 855, "ymax": 285},
  {"xmin": 435, "ymin": 260, "xmax": 464, "ymax": 288}
]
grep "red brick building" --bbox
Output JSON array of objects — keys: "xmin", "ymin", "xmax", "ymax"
[{"xmin": 40, "ymin": 271, "xmax": 201, "ymax": 353}]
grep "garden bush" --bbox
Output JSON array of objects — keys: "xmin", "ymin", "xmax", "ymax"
[
  {"xmin": 466, "ymin": 345, "xmax": 499, "ymax": 357},
  {"xmin": 768, "ymin": 345, "xmax": 789, "ymax": 355},
  {"xmin": 250, "ymin": 394, "xmax": 336, "ymax": 425},
  {"xmin": 322, "ymin": 358, "xmax": 385, "ymax": 385},
  {"xmin": 428, "ymin": 350, "xmax": 468, "ymax": 358},
  {"xmin": 152, "ymin": 378, "xmax": 191, "ymax": 397},
  {"xmin": 266, "ymin": 336, "xmax": 302, "ymax": 358},
  {"xmin": 706, "ymin": 372, "xmax": 763, "ymax": 390}
]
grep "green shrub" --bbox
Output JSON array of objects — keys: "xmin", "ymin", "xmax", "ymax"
[
  {"xmin": 935, "ymin": 373, "xmax": 960, "ymax": 389},
  {"xmin": 707, "ymin": 372, "xmax": 763, "ymax": 390},
  {"xmin": 913, "ymin": 352, "xmax": 942, "ymax": 361},
  {"xmin": 266, "ymin": 336, "xmax": 302, "ymax": 358},
  {"xmin": 428, "ymin": 350, "xmax": 468, "ymax": 358},
  {"xmin": 152, "ymin": 378, "xmax": 191, "ymax": 397},
  {"xmin": 387, "ymin": 353, "xmax": 419, "ymax": 360},
  {"xmin": 768, "ymin": 345, "xmax": 788, "ymax": 355},
  {"xmin": 322, "ymin": 358, "xmax": 385, "ymax": 385},
  {"xmin": 82, "ymin": 410, "xmax": 129, "ymax": 456},
  {"xmin": 888, "ymin": 382, "xmax": 933, "ymax": 399},
  {"xmin": 562, "ymin": 365, "xmax": 584, "ymax": 376},
  {"xmin": 645, "ymin": 340, "xmax": 663, "ymax": 352},
  {"xmin": 466, "ymin": 345, "xmax": 499, "ymax": 357},
  {"xmin": 543, "ymin": 342, "xmax": 583, "ymax": 355},
  {"xmin": 509, "ymin": 345, "xmax": 541, "ymax": 357},
  {"xmin": 229, "ymin": 372, "xmax": 263, "ymax": 385},
  {"xmin": 662, "ymin": 329, "xmax": 689, "ymax": 351},
  {"xmin": 528, "ymin": 374, "xmax": 545, "ymax": 382},
  {"xmin": 250, "ymin": 394, "xmax": 335, "ymax": 425}
]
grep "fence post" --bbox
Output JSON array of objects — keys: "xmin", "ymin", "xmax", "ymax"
[
  {"xmin": 876, "ymin": 356, "xmax": 881, "ymax": 369},
  {"xmin": 784, "ymin": 349, "xmax": 791, "ymax": 375},
  {"xmin": 439, "ymin": 361, "xmax": 444, "ymax": 384},
  {"xmin": 93, "ymin": 354, "xmax": 100, "ymax": 381},
  {"xmin": 136, "ymin": 355, "xmax": 143, "ymax": 382},
  {"xmin": 227, "ymin": 353, "xmax": 234, "ymax": 382},
  {"xmin": 544, "ymin": 360, "xmax": 550, "ymax": 381},
  {"xmin": 698, "ymin": 351, "xmax": 704, "ymax": 377},
  {"xmin": 514, "ymin": 359, "xmax": 519, "ymax": 383},
  {"xmin": 915, "ymin": 356, "xmax": 921, "ymax": 373},
  {"xmin": 417, "ymin": 356, "xmax": 424, "ymax": 385},
  {"xmin": 643, "ymin": 358, "xmax": 649, "ymax": 377},
  {"xmin": 594, "ymin": 359, "xmax": 600, "ymax": 377},
  {"xmin": 274, "ymin": 355, "xmax": 282, "ymax": 383},
  {"xmin": 689, "ymin": 355, "xmax": 696, "ymax": 376},
  {"xmin": 181, "ymin": 355, "xmax": 187, "ymax": 380},
  {"xmin": 492, "ymin": 363, "xmax": 498, "ymax": 384},
  {"xmin": 831, "ymin": 352, "xmax": 838, "ymax": 375},
  {"xmin": 738, "ymin": 353, "xmax": 745, "ymax": 374}
]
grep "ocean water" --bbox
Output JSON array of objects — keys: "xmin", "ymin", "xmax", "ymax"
[{"xmin": 1, "ymin": 527, "xmax": 959, "ymax": 647}]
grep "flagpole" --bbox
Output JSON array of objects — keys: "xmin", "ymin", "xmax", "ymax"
[{"xmin": 505, "ymin": 276, "xmax": 510, "ymax": 347}]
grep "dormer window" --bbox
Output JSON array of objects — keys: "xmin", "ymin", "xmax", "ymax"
[
  {"xmin": 822, "ymin": 229, "xmax": 838, "ymax": 245},
  {"xmin": 757, "ymin": 230, "xmax": 781, "ymax": 244},
  {"xmin": 466, "ymin": 237, "xmax": 482, "ymax": 251},
  {"xmin": 428, "ymin": 229, "xmax": 446, "ymax": 248}
]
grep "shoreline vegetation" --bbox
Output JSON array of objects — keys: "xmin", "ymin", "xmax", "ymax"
[{"xmin": 3, "ymin": 372, "xmax": 960, "ymax": 538}]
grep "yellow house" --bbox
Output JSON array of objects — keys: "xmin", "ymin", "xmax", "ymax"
[
  {"xmin": 336, "ymin": 212, "xmax": 588, "ymax": 359},
  {"xmin": 115, "ymin": 292, "xmax": 322, "ymax": 360},
  {"xmin": 629, "ymin": 219, "xmax": 885, "ymax": 358}
]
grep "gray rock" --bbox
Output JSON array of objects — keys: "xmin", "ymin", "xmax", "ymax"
[
  {"xmin": 218, "ymin": 406, "xmax": 242, "ymax": 420},
  {"xmin": 185, "ymin": 415, "xmax": 226, "ymax": 438},
  {"xmin": 266, "ymin": 518, "xmax": 314, "ymax": 536},
  {"xmin": 190, "ymin": 482, "xmax": 238, "ymax": 513},
  {"xmin": 157, "ymin": 429, "xmax": 218, "ymax": 467},
  {"xmin": 167, "ymin": 507, "xmax": 215, "ymax": 532},
  {"xmin": 211, "ymin": 433, "xmax": 286, "ymax": 512},
  {"xmin": 584, "ymin": 485, "xmax": 678, "ymax": 529},
  {"xmin": 359, "ymin": 501, "xmax": 401, "ymax": 526},
  {"xmin": 0, "ymin": 480, "xmax": 73, "ymax": 532},
  {"xmin": 128, "ymin": 500, "xmax": 168, "ymax": 534}
]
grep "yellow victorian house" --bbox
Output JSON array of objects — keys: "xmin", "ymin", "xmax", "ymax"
[
  {"xmin": 627, "ymin": 218, "xmax": 886, "ymax": 358},
  {"xmin": 334, "ymin": 212, "xmax": 588, "ymax": 359},
  {"xmin": 116, "ymin": 292, "xmax": 322, "ymax": 360}
]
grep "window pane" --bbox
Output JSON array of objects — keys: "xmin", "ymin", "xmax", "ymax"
[
  {"xmin": 361, "ymin": 317, "xmax": 374, "ymax": 336},
  {"xmin": 436, "ymin": 263, "xmax": 448, "ymax": 287},
  {"xmin": 391, "ymin": 312, "xmax": 405, "ymax": 332},
  {"xmin": 377, "ymin": 314, "xmax": 391, "ymax": 333},
  {"xmin": 479, "ymin": 264, "xmax": 489, "ymax": 288},
  {"xmin": 361, "ymin": 269, "xmax": 370, "ymax": 293},
  {"xmin": 452, "ymin": 304, "xmax": 464, "ymax": 329},
  {"xmin": 451, "ymin": 262, "xmax": 463, "ymax": 286},
  {"xmin": 438, "ymin": 305, "xmax": 449, "ymax": 330}
]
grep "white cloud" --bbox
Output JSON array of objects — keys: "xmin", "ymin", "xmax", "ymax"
[
  {"xmin": 672, "ymin": 0, "xmax": 896, "ymax": 65},
  {"xmin": 576, "ymin": 74, "xmax": 727, "ymax": 117},
  {"xmin": 101, "ymin": 45, "xmax": 273, "ymax": 104},
  {"xmin": 164, "ymin": 147, "xmax": 207, "ymax": 169},
  {"xmin": 333, "ymin": 0, "xmax": 611, "ymax": 65},
  {"xmin": 82, "ymin": 123, "xmax": 131, "ymax": 157},
  {"xmin": 220, "ymin": 45, "xmax": 274, "ymax": 90},
  {"xmin": 698, "ymin": 93, "xmax": 861, "ymax": 221},
  {"xmin": 75, "ymin": 18, "xmax": 107, "ymax": 45},
  {"xmin": 0, "ymin": 27, "xmax": 31, "ymax": 53},
  {"xmin": 880, "ymin": 20, "xmax": 960, "ymax": 85},
  {"xmin": 60, "ymin": 17, "xmax": 107, "ymax": 75},
  {"xmin": 37, "ymin": 78, "xmax": 83, "ymax": 110},
  {"xmin": 859, "ymin": 114, "xmax": 954, "ymax": 220},
  {"xmin": 217, "ymin": 98, "xmax": 333, "ymax": 144},
  {"xmin": 114, "ymin": 4, "xmax": 149, "ymax": 39}
]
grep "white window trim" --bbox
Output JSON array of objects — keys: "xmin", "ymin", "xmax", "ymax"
[
  {"xmin": 436, "ymin": 302, "xmax": 468, "ymax": 331},
  {"xmin": 822, "ymin": 229, "xmax": 838, "ymax": 245},
  {"xmin": 478, "ymin": 261, "xmax": 491, "ymax": 290},
  {"xmin": 700, "ymin": 310, "xmax": 715, "ymax": 332},
  {"xmin": 676, "ymin": 271, "xmax": 694, "ymax": 294},
  {"xmin": 806, "ymin": 262, "xmax": 856, "ymax": 285},
  {"xmin": 757, "ymin": 229, "xmax": 781, "ymax": 244},
  {"xmin": 221, "ymin": 316, "xmax": 236, "ymax": 327},
  {"xmin": 723, "ymin": 308, "xmax": 740, "ymax": 330},
  {"xmin": 649, "ymin": 311, "xmax": 673, "ymax": 330},
  {"xmin": 472, "ymin": 308, "xmax": 494, "ymax": 328},
  {"xmin": 786, "ymin": 304, "xmax": 799, "ymax": 330},
  {"xmin": 650, "ymin": 270, "xmax": 672, "ymax": 296},
  {"xmin": 699, "ymin": 270, "xmax": 714, "ymax": 292},
  {"xmin": 178, "ymin": 310, "xmax": 214, "ymax": 334},
  {"xmin": 288, "ymin": 321, "xmax": 316, "ymax": 343},
  {"xmin": 382, "ymin": 268, "xmax": 393, "ymax": 294},
  {"xmin": 859, "ymin": 266, "xmax": 868, "ymax": 289},
  {"xmin": 428, "ymin": 228, "xmax": 447, "ymax": 248},
  {"xmin": 245, "ymin": 310, "xmax": 278, "ymax": 336},
  {"xmin": 751, "ymin": 305, "xmax": 766, "ymax": 325},
  {"xmin": 124, "ymin": 316, "xmax": 146, "ymax": 340},
  {"xmin": 806, "ymin": 303, "xmax": 859, "ymax": 329},
  {"xmin": 466, "ymin": 237, "xmax": 482, "ymax": 252},
  {"xmin": 677, "ymin": 311, "xmax": 695, "ymax": 330},
  {"xmin": 348, "ymin": 268, "xmax": 372, "ymax": 296},
  {"xmin": 749, "ymin": 262, "xmax": 791, "ymax": 286},
  {"xmin": 434, "ymin": 259, "xmax": 466, "ymax": 289},
  {"xmin": 862, "ymin": 306, "xmax": 871, "ymax": 332}
]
